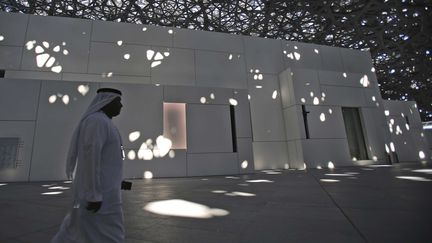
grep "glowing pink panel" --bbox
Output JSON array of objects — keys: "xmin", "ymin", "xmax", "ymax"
[{"xmin": 163, "ymin": 103, "xmax": 187, "ymax": 149}]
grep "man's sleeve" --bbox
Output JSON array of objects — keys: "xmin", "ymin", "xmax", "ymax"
[{"xmin": 81, "ymin": 115, "xmax": 107, "ymax": 202}]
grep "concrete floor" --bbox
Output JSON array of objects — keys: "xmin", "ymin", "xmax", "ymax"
[{"xmin": 1, "ymin": 162, "xmax": 431, "ymax": 243}]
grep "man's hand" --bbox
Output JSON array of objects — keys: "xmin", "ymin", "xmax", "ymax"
[{"xmin": 86, "ymin": 201, "xmax": 102, "ymax": 213}]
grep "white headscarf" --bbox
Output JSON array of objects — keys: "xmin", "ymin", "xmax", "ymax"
[{"xmin": 65, "ymin": 91, "xmax": 121, "ymax": 179}]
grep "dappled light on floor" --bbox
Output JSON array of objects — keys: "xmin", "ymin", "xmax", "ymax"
[
  {"xmin": 143, "ymin": 199, "xmax": 229, "ymax": 219},
  {"xmin": 246, "ymin": 179, "xmax": 274, "ymax": 183},
  {"xmin": 396, "ymin": 176, "xmax": 432, "ymax": 182},
  {"xmin": 320, "ymin": 179, "xmax": 340, "ymax": 183}
]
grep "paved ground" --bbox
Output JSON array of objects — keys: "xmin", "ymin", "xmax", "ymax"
[{"xmin": 1, "ymin": 162, "xmax": 431, "ymax": 243}]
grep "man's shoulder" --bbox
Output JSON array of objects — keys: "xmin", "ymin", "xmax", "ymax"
[{"xmin": 83, "ymin": 112, "xmax": 109, "ymax": 124}]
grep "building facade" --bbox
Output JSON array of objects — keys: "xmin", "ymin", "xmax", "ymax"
[{"xmin": 0, "ymin": 12, "xmax": 429, "ymax": 181}]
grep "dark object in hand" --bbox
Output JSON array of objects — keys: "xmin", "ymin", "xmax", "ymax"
[
  {"xmin": 121, "ymin": 180, "xmax": 132, "ymax": 190},
  {"xmin": 86, "ymin": 201, "xmax": 102, "ymax": 213}
]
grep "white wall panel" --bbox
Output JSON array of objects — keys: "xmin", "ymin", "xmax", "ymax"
[
  {"xmin": 0, "ymin": 79, "xmax": 40, "ymax": 121},
  {"xmin": 88, "ymin": 42, "xmax": 151, "ymax": 76},
  {"xmin": 4, "ymin": 70, "xmax": 61, "ymax": 80},
  {"xmin": 150, "ymin": 47, "xmax": 195, "ymax": 86},
  {"xmin": 173, "ymin": 28, "xmax": 243, "ymax": 53},
  {"xmin": 321, "ymin": 85, "xmax": 366, "ymax": 107},
  {"xmin": 187, "ymin": 153, "xmax": 238, "ymax": 176},
  {"xmin": 22, "ymin": 15, "xmax": 91, "ymax": 73},
  {"xmin": 0, "ymin": 121, "xmax": 35, "ymax": 182},
  {"xmin": 92, "ymin": 20, "xmax": 172, "ymax": 47},
  {"xmin": 282, "ymin": 41, "xmax": 322, "ymax": 70},
  {"xmin": 62, "ymin": 73, "xmax": 151, "ymax": 84},
  {"xmin": 98, "ymin": 83, "xmax": 164, "ymax": 149},
  {"xmin": 361, "ymin": 108, "xmax": 387, "ymax": 161},
  {"xmin": 186, "ymin": 104, "xmax": 233, "ymax": 153},
  {"xmin": 306, "ymin": 105, "xmax": 347, "ymax": 139},
  {"xmin": 237, "ymin": 138, "xmax": 254, "ymax": 174},
  {"xmin": 123, "ymin": 150, "xmax": 187, "ymax": 178},
  {"xmin": 291, "ymin": 68, "xmax": 322, "ymax": 106},
  {"xmin": 340, "ymin": 48, "xmax": 374, "ymax": 73},
  {"xmin": 283, "ymin": 105, "xmax": 305, "ymax": 141},
  {"xmin": 301, "ymin": 139, "xmax": 351, "ymax": 168},
  {"xmin": 0, "ymin": 12, "xmax": 28, "ymax": 46},
  {"xmin": 195, "ymin": 50, "xmax": 247, "ymax": 89},
  {"xmin": 253, "ymin": 142, "xmax": 288, "ymax": 170},
  {"xmin": 248, "ymin": 74, "xmax": 286, "ymax": 141},
  {"xmin": 279, "ymin": 68, "xmax": 295, "ymax": 107},
  {"xmin": 164, "ymin": 85, "xmax": 235, "ymax": 105},
  {"xmin": 0, "ymin": 46, "xmax": 22, "ymax": 70},
  {"xmin": 31, "ymin": 81, "xmax": 98, "ymax": 180},
  {"xmin": 233, "ymin": 90, "xmax": 252, "ymax": 138},
  {"xmin": 287, "ymin": 140, "xmax": 305, "ymax": 169},
  {"xmin": 244, "ymin": 36, "xmax": 284, "ymax": 74},
  {"xmin": 319, "ymin": 45, "xmax": 345, "ymax": 72}
]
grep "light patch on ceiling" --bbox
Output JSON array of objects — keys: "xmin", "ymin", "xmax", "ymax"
[{"xmin": 143, "ymin": 199, "xmax": 229, "ymax": 218}]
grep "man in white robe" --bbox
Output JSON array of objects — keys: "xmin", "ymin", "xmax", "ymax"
[{"xmin": 51, "ymin": 88, "xmax": 126, "ymax": 243}]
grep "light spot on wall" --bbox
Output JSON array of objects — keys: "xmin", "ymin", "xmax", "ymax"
[
  {"xmin": 301, "ymin": 98, "xmax": 306, "ymax": 103},
  {"xmin": 419, "ymin": 151, "xmax": 425, "ymax": 159},
  {"xmin": 385, "ymin": 144, "xmax": 390, "ymax": 153},
  {"xmin": 248, "ymin": 94, "xmax": 251, "ymax": 100},
  {"xmin": 127, "ymin": 150, "xmax": 136, "ymax": 160},
  {"xmin": 228, "ymin": 54, "xmax": 233, "ymax": 60},
  {"xmin": 328, "ymin": 108, "xmax": 333, "ymax": 114},
  {"xmin": 144, "ymin": 171, "xmax": 153, "ymax": 179},
  {"xmin": 36, "ymin": 53, "xmax": 50, "ymax": 67},
  {"xmin": 316, "ymin": 165, "xmax": 322, "ymax": 169},
  {"xmin": 210, "ymin": 93, "xmax": 215, "ymax": 100},
  {"xmin": 314, "ymin": 49, "xmax": 319, "ymax": 54},
  {"xmin": 309, "ymin": 91, "xmax": 314, "ymax": 97},
  {"xmin": 48, "ymin": 186, "xmax": 70, "ymax": 190},
  {"xmin": 320, "ymin": 113, "xmax": 326, "ymax": 122},
  {"xmin": 303, "ymin": 163, "xmax": 307, "ymax": 170},
  {"xmin": 241, "ymin": 160, "xmax": 248, "ymax": 169},
  {"xmin": 42, "ymin": 41, "xmax": 49, "ymax": 48},
  {"xmin": 390, "ymin": 142, "xmax": 395, "ymax": 152},
  {"xmin": 396, "ymin": 125, "xmax": 403, "ymax": 135},
  {"xmin": 229, "ymin": 98, "xmax": 238, "ymax": 106},
  {"xmin": 294, "ymin": 52, "xmax": 301, "ymax": 60},
  {"xmin": 129, "ymin": 131, "xmax": 141, "ymax": 142},
  {"xmin": 405, "ymin": 124, "xmax": 410, "ymax": 130},
  {"xmin": 373, "ymin": 156, "xmax": 378, "ymax": 161},
  {"xmin": 168, "ymin": 29, "xmax": 173, "ymax": 34},
  {"xmin": 313, "ymin": 97, "xmax": 320, "ymax": 105},
  {"xmin": 371, "ymin": 67, "xmax": 376, "ymax": 72},
  {"xmin": 123, "ymin": 53, "xmax": 131, "ymax": 60},
  {"xmin": 384, "ymin": 110, "xmax": 390, "ymax": 116},
  {"xmin": 142, "ymin": 27, "xmax": 147, "ymax": 31},
  {"xmin": 117, "ymin": 40, "xmax": 123, "ymax": 46},
  {"xmin": 48, "ymin": 95, "xmax": 57, "ymax": 103},
  {"xmin": 154, "ymin": 52, "xmax": 164, "ymax": 60},
  {"xmin": 0, "ymin": 183, "xmax": 7, "ymax": 186},
  {"xmin": 77, "ymin": 85, "xmax": 89, "ymax": 96},
  {"xmin": 62, "ymin": 95, "xmax": 70, "ymax": 105},
  {"xmin": 272, "ymin": 90, "xmax": 278, "ymax": 99},
  {"xmin": 147, "ymin": 50, "xmax": 155, "ymax": 60},
  {"xmin": 0, "ymin": 35, "xmax": 4, "ymax": 41},
  {"xmin": 372, "ymin": 96, "xmax": 376, "ymax": 101},
  {"xmin": 328, "ymin": 161, "xmax": 335, "ymax": 169},
  {"xmin": 168, "ymin": 150, "xmax": 175, "ymax": 158},
  {"xmin": 151, "ymin": 61, "xmax": 162, "ymax": 68},
  {"xmin": 390, "ymin": 119, "xmax": 395, "ymax": 125},
  {"xmin": 360, "ymin": 75, "xmax": 370, "ymax": 87},
  {"xmin": 53, "ymin": 45, "xmax": 60, "ymax": 52},
  {"xmin": 200, "ymin": 97, "xmax": 206, "ymax": 103},
  {"xmin": 352, "ymin": 157, "xmax": 357, "ymax": 161},
  {"xmin": 343, "ymin": 72, "xmax": 347, "ymax": 78},
  {"xmin": 63, "ymin": 49, "xmax": 69, "ymax": 55},
  {"xmin": 138, "ymin": 143, "xmax": 153, "ymax": 160},
  {"xmin": 26, "ymin": 40, "xmax": 36, "ymax": 50},
  {"xmin": 144, "ymin": 199, "xmax": 229, "ymax": 218},
  {"xmin": 255, "ymin": 85, "xmax": 262, "ymax": 89}
]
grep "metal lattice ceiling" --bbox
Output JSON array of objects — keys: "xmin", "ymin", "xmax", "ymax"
[{"xmin": 1, "ymin": 0, "xmax": 431, "ymax": 121}]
